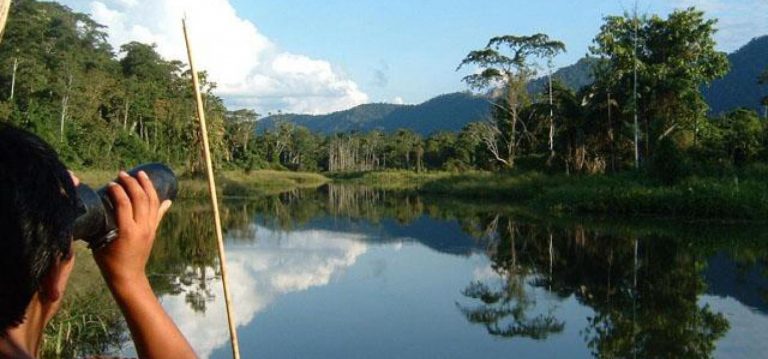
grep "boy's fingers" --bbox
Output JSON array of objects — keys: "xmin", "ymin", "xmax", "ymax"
[
  {"xmin": 68, "ymin": 170, "xmax": 80, "ymax": 187},
  {"xmin": 107, "ymin": 182, "xmax": 133, "ymax": 228},
  {"xmin": 119, "ymin": 171, "xmax": 149, "ymax": 221},
  {"xmin": 137, "ymin": 171, "xmax": 159, "ymax": 220},
  {"xmin": 158, "ymin": 200, "xmax": 172, "ymax": 222}
]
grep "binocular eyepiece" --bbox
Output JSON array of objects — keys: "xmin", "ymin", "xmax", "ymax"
[{"xmin": 73, "ymin": 163, "xmax": 178, "ymax": 250}]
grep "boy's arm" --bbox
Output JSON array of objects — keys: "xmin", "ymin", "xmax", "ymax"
[{"xmin": 93, "ymin": 170, "xmax": 197, "ymax": 359}]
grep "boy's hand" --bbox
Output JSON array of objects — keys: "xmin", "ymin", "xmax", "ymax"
[
  {"xmin": 68, "ymin": 170, "xmax": 80, "ymax": 187},
  {"xmin": 93, "ymin": 170, "xmax": 172, "ymax": 287},
  {"xmin": 89, "ymin": 170, "xmax": 194, "ymax": 358}
]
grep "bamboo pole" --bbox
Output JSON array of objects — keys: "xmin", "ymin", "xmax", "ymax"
[
  {"xmin": 0, "ymin": 0, "xmax": 11, "ymax": 42},
  {"xmin": 182, "ymin": 18, "xmax": 241, "ymax": 359}
]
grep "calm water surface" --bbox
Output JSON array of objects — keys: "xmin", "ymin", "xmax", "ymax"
[{"xmin": 140, "ymin": 185, "xmax": 768, "ymax": 358}]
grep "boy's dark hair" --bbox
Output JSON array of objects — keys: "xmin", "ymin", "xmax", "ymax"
[{"xmin": 0, "ymin": 123, "xmax": 81, "ymax": 332}]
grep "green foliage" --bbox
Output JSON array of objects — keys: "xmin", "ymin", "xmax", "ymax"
[
  {"xmin": 0, "ymin": 0, "xmax": 227, "ymax": 171},
  {"xmin": 457, "ymin": 34, "xmax": 566, "ymax": 91},
  {"xmin": 457, "ymin": 33, "xmax": 565, "ymax": 169},
  {"xmin": 591, "ymin": 8, "xmax": 729, "ymax": 164},
  {"xmin": 3, "ymin": 0, "xmax": 767, "ymax": 222},
  {"xmin": 649, "ymin": 136, "xmax": 689, "ymax": 184},
  {"xmin": 420, "ymin": 171, "xmax": 549, "ymax": 200},
  {"xmin": 697, "ymin": 108, "xmax": 763, "ymax": 167},
  {"xmin": 42, "ymin": 245, "xmax": 125, "ymax": 358},
  {"xmin": 329, "ymin": 170, "xmax": 450, "ymax": 190},
  {"xmin": 352, "ymin": 170, "xmax": 768, "ymax": 221},
  {"xmin": 539, "ymin": 175, "xmax": 768, "ymax": 220}
]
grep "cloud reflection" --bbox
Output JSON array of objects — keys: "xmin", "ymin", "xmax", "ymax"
[{"xmin": 160, "ymin": 225, "xmax": 369, "ymax": 358}]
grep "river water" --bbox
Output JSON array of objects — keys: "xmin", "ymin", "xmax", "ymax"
[{"xmin": 139, "ymin": 185, "xmax": 768, "ymax": 358}]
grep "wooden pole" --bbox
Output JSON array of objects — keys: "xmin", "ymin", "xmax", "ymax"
[
  {"xmin": 0, "ymin": 0, "xmax": 11, "ymax": 42},
  {"xmin": 182, "ymin": 18, "xmax": 241, "ymax": 359}
]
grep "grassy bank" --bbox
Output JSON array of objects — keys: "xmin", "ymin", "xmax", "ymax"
[
  {"xmin": 77, "ymin": 169, "xmax": 329, "ymax": 198},
  {"xmin": 328, "ymin": 170, "xmax": 451, "ymax": 190},
  {"xmin": 335, "ymin": 170, "xmax": 768, "ymax": 221},
  {"xmin": 79, "ymin": 168, "xmax": 768, "ymax": 221},
  {"xmin": 42, "ymin": 243, "xmax": 125, "ymax": 358},
  {"xmin": 181, "ymin": 170, "xmax": 329, "ymax": 198}
]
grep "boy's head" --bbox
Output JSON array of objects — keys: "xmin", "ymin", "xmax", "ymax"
[{"xmin": 0, "ymin": 123, "xmax": 82, "ymax": 332}]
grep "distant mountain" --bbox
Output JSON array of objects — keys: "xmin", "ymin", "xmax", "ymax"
[
  {"xmin": 260, "ymin": 103, "xmax": 402, "ymax": 134},
  {"xmin": 528, "ymin": 57, "xmax": 596, "ymax": 93},
  {"xmin": 530, "ymin": 37, "xmax": 768, "ymax": 116},
  {"xmin": 257, "ymin": 60, "xmax": 596, "ymax": 137},
  {"xmin": 257, "ymin": 92, "xmax": 490, "ymax": 136},
  {"xmin": 705, "ymin": 36, "xmax": 768, "ymax": 116},
  {"xmin": 257, "ymin": 36, "xmax": 768, "ymax": 136}
]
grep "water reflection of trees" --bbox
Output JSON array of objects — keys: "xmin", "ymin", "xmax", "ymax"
[
  {"xmin": 458, "ymin": 216, "xmax": 565, "ymax": 340},
  {"xmin": 149, "ymin": 200, "xmax": 260, "ymax": 313},
  {"xmin": 149, "ymin": 184, "xmax": 768, "ymax": 357},
  {"xmin": 461, "ymin": 214, "xmax": 742, "ymax": 358}
]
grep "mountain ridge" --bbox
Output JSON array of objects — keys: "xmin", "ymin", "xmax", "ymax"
[
  {"xmin": 257, "ymin": 92, "xmax": 490, "ymax": 135},
  {"xmin": 257, "ymin": 35, "xmax": 768, "ymax": 136}
]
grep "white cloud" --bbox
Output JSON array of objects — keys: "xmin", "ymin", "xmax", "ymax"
[
  {"xmin": 64, "ymin": 0, "xmax": 368, "ymax": 114},
  {"xmin": 157, "ymin": 225, "xmax": 369, "ymax": 358},
  {"xmin": 472, "ymin": 263, "xmax": 500, "ymax": 282},
  {"xmin": 392, "ymin": 96, "xmax": 405, "ymax": 105}
]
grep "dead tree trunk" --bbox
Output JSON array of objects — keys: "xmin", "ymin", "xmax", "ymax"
[
  {"xmin": 10, "ymin": 57, "xmax": 17, "ymax": 100},
  {"xmin": 59, "ymin": 73, "xmax": 73, "ymax": 143}
]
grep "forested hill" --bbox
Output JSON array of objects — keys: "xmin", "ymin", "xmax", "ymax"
[
  {"xmin": 527, "ymin": 57, "xmax": 596, "ymax": 93},
  {"xmin": 257, "ymin": 92, "xmax": 490, "ymax": 136},
  {"xmin": 704, "ymin": 36, "xmax": 768, "ymax": 116},
  {"xmin": 529, "ymin": 36, "xmax": 768, "ymax": 115},
  {"xmin": 256, "ymin": 63, "xmax": 596, "ymax": 136},
  {"xmin": 258, "ymin": 36, "xmax": 768, "ymax": 137},
  {"xmin": 541, "ymin": 37, "xmax": 768, "ymax": 115}
]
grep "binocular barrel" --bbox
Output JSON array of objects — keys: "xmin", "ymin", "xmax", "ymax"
[{"xmin": 72, "ymin": 163, "xmax": 178, "ymax": 250}]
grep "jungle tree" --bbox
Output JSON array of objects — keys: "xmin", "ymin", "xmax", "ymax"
[
  {"xmin": 458, "ymin": 34, "xmax": 565, "ymax": 168},
  {"xmin": 760, "ymin": 69, "xmax": 768, "ymax": 118},
  {"xmin": 591, "ymin": 8, "xmax": 729, "ymax": 165}
]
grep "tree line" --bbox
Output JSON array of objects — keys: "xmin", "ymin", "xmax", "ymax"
[
  {"xmin": 224, "ymin": 7, "xmax": 768, "ymax": 180},
  {"xmin": 1, "ymin": 1, "xmax": 767, "ymax": 181},
  {"xmin": 0, "ymin": 0, "xmax": 228, "ymax": 172}
]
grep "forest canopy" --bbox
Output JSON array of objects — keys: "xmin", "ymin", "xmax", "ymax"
[{"xmin": 0, "ymin": 1, "xmax": 766, "ymax": 181}]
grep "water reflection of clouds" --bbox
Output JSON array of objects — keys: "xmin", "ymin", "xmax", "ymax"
[
  {"xmin": 161, "ymin": 225, "xmax": 369, "ymax": 358},
  {"xmin": 472, "ymin": 263, "xmax": 499, "ymax": 282},
  {"xmin": 701, "ymin": 295, "xmax": 768, "ymax": 358}
]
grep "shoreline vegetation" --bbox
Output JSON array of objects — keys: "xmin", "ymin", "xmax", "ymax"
[
  {"xmin": 331, "ymin": 169, "xmax": 768, "ymax": 222},
  {"xmin": 54, "ymin": 167, "xmax": 767, "ymax": 356},
  {"xmin": 5, "ymin": 2, "xmax": 767, "ymax": 224},
  {"xmin": 78, "ymin": 168, "xmax": 768, "ymax": 222},
  {"xmin": 77, "ymin": 169, "xmax": 329, "ymax": 198}
]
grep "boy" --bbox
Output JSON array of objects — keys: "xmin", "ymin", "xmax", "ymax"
[{"xmin": 0, "ymin": 123, "xmax": 196, "ymax": 358}]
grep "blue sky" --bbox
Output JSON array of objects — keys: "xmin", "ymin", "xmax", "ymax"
[
  {"xmin": 230, "ymin": 0, "xmax": 624, "ymax": 104},
  {"xmin": 62, "ymin": 0, "xmax": 768, "ymax": 114}
]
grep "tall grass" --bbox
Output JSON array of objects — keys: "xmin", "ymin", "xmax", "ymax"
[
  {"xmin": 42, "ymin": 243, "xmax": 126, "ymax": 358},
  {"xmin": 420, "ymin": 171, "xmax": 550, "ymax": 200},
  {"xmin": 385, "ymin": 170, "xmax": 768, "ymax": 221},
  {"xmin": 77, "ymin": 169, "xmax": 329, "ymax": 199},
  {"xmin": 329, "ymin": 170, "xmax": 451, "ymax": 190},
  {"xmin": 537, "ymin": 175, "xmax": 768, "ymax": 220},
  {"xmin": 217, "ymin": 170, "xmax": 328, "ymax": 197},
  {"xmin": 79, "ymin": 167, "xmax": 768, "ymax": 221}
]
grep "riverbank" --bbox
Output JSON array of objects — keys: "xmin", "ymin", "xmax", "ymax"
[
  {"xmin": 328, "ymin": 170, "xmax": 451, "ymax": 190},
  {"xmin": 77, "ymin": 169, "xmax": 329, "ymax": 198},
  {"xmin": 333, "ymin": 170, "xmax": 768, "ymax": 221},
  {"xmin": 42, "ymin": 243, "xmax": 124, "ymax": 357},
  {"xmin": 78, "ymin": 168, "xmax": 768, "ymax": 221}
]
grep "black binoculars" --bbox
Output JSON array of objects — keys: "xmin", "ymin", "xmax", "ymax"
[{"xmin": 73, "ymin": 163, "xmax": 178, "ymax": 250}]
